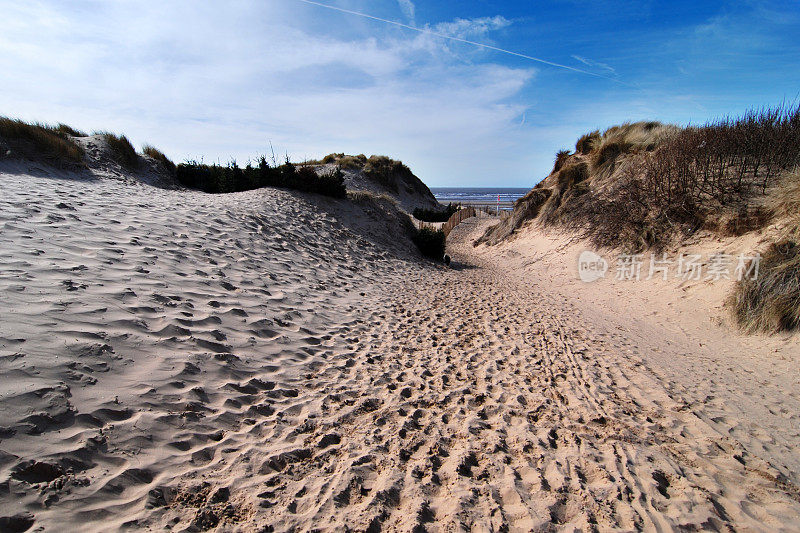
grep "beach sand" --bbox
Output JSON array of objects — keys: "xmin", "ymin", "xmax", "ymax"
[{"xmin": 1, "ymin": 172, "xmax": 798, "ymax": 531}]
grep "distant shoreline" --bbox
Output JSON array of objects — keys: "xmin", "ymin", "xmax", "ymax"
[
  {"xmin": 454, "ymin": 200, "xmax": 515, "ymax": 210},
  {"xmin": 431, "ymin": 187, "xmax": 527, "ymax": 211}
]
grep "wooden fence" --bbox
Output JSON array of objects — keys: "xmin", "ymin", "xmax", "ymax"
[
  {"xmin": 442, "ymin": 206, "xmax": 476, "ymax": 237},
  {"xmin": 415, "ymin": 205, "xmax": 504, "ymax": 238}
]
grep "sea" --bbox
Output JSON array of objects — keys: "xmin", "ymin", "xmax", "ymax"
[{"xmin": 430, "ymin": 187, "xmax": 529, "ymax": 209}]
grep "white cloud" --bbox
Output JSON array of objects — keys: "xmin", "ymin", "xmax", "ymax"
[
  {"xmin": 397, "ymin": 0, "xmax": 415, "ymax": 24},
  {"xmin": 432, "ymin": 15, "xmax": 511, "ymax": 39},
  {"xmin": 0, "ymin": 1, "xmax": 537, "ymax": 185}
]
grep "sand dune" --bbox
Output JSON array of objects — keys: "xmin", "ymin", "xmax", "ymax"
[{"xmin": 1, "ymin": 172, "xmax": 799, "ymax": 531}]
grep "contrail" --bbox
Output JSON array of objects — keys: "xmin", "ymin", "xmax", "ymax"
[{"xmin": 293, "ymin": 0, "xmax": 625, "ymax": 84}]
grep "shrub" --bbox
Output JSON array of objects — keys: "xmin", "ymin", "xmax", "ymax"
[
  {"xmin": 97, "ymin": 132, "xmax": 138, "ymax": 169},
  {"xmin": 732, "ymin": 240, "xmax": 800, "ymax": 333},
  {"xmin": 553, "ymin": 105, "xmax": 800, "ymax": 250},
  {"xmin": 412, "ymin": 227, "xmax": 446, "ymax": 260},
  {"xmin": 0, "ymin": 117, "xmax": 84, "ymax": 165},
  {"xmin": 413, "ymin": 203, "xmax": 459, "ymax": 222},
  {"xmin": 175, "ymin": 158, "xmax": 346, "ymax": 198},
  {"xmin": 294, "ymin": 165, "xmax": 347, "ymax": 197},
  {"xmin": 142, "ymin": 144, "xmax": 176, "ymax": 174}
]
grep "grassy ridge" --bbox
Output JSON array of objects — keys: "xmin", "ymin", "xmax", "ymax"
[
  {"xmin": 95, "ymin": 131, "xmax": 138, "ymax": 169},
  {"xmin": 552, "ymin": 105, "xmax": 800, "ymax": 250},
  {"xmin": 0, "ymin": 117, "xmax": 85, "ymax": 165},
  {"xmin": 0, "ymin": 117, "xmax": 181, "ymax": 174},
  {"xmin": 312, "ymin": 153, "xmax": 426, "ymax": 195}
]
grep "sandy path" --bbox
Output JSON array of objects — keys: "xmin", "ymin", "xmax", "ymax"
[
  {"xmin": 215, "ymin": 218, "xmax": 797, "ymax": 532},
  {"xmin": 1, "ymin": 176, "xmax": 799, "ymax": 531},
  {"xmin": 467, "ymin": 218, "xmax": 800, "ymax": 490}
]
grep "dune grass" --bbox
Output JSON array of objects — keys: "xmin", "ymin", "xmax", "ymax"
[
  {"xmin": 142, "ymin": 144, "xmax": 176, "ymax": 174},
  {"xmin": 729, "ymin": 167, "xmax": 800, "ymax": 333},
  {"xmin": 95, "ymin": 131, "xmax": 138, "ymax": 169},
  {"xmin": 553, "ymin": 149, "xmax": 571, "ymax": 172},
  {"xmin": 0, "ymin": 117, "xmax": 85, "ymax": 165},
  {"xmin": 732, "ymin": 240, "xmax": 800, "ymax": 333},
  {"xmin": 54, "ymin": 124, "xmax": 87, "ymax": 137},
  {"xmin": 533, "ymin": 104, "xmax": 800, "ymax": 251},
  {"xmin": 362, "ymin": 156, "xmax": 414, "ymax": 192},
  {"xmin": 348, "ymin": 190, "xmax": 397, "ymax": 205}
]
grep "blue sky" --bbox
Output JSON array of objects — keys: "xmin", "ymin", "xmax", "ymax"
[{"xmin": 1, "ymin": 1, "xmax": 798, "ymax": 187}]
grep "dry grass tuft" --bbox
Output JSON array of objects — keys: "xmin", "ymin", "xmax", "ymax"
[
  {"xmin": 363, "ymin": 155, "xmax": 414, "ymax": 192},
  {"xmin": 321, "ymin": 153, "xmax": 343, "ymax": 164},
  {"xmin": 0, "ymin": 117, "xmax": 85, "ymax": 165},
  {"xmin": 553, "ymin": 150, "xmax": 571, "ymax": 172},
  {"xmin": 338, "ymin": 154, "xmax": 367, "ymax": 170},
  {"xmin": 142, "ymin": 144, "xmax": 176, "ymax": 174},
  {"xmin": 591, "ymin": 121, "xmax": 679, "ymax": 172},
  {"xmin": 768, "ymin": 167, "xmax": 800, "ymax": 232},
  {"xmin": 575, "ymin": 130, "xmax": 600, "ymax": 154},
  {"xmin": 348, "ymin": 190, "xmax": 398, "ymax": 205},
  {"xmin": 96, "ymin": 132, "xmax": 138, "ymax": 169},
  {"xmin": 732, "ymin": 240, "xmax": 800, "ymax": 333},
  {"xmin": 55, "ymin": 124, "xmax": 87, "ymax": 137}
]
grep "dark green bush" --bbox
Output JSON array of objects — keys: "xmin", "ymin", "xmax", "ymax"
[
  {"xmin": 412, "ymin": 227, "xmax": 446, "ymax": 260},
  {"xmin": 413, "ymin": 203, "xmax": 459, "ymax": 222},
  {"xmin": 175, "ymin": 159, "xmax": 346, "ymax": 198}
]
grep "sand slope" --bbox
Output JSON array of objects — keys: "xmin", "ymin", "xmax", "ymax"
[
  {"xmin": 1, "ymin": 174, "xmax": 799, "ymax": 531},
  {"xmin": 0, "ymin": 172, "xmax": 416, "ymax": 531}
]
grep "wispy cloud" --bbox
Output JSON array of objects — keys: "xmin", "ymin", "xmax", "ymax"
[
  {"xmin": 293, "ymin": 0, "xmax": 618, "ymax": 81},
  {"xmin": 0, "ymin": 1, "xmax": 796, "ymax": 186},
  {"xmin": 397, "ymin": 0, "xmax": 415, "ymax": 24},
  {"xmin": 432, "ymin": 15, "xmax": 511, "ymax": 39},
  {"xmin": 0, "ymin": 1, "xmax": 539, "ymax": 184},
  {"xmin": 571, "ymin": 55, "xmax": 616, "ymax": 74}
]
